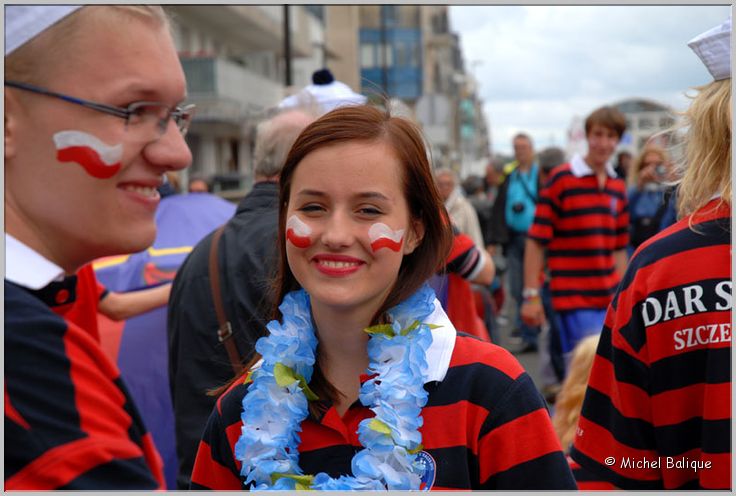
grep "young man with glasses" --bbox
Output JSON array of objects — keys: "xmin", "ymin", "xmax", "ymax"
[{"xmin": 4, "ymin": 6, "xmax": 192, "ymax": 489}]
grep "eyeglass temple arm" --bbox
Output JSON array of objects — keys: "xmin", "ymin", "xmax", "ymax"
[{"xmin": 5, "ymin": 80, "xmax": 129, "ymax": 119}]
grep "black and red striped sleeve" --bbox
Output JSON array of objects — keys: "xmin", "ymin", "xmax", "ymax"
[
  {"xmin": 190, "ymin": 381, "xmax": 247, "ymax": 489},
  {"xmin": 568, "ymin": 455, "xmax": 616, "ymax": 490},
  {"xmin": 571, "ymin": 205, "xmax": 731, "ymax": 490},
  {"xmin": 424, "ymin": 335, "xmax": 575, "ymax": 489},
  {"xmin": 528, "ymin": 165, "xmax": 567, "ymax": 245},
  {"xmin": 445, "ymin": 231, "xmax": 484, "ymax": 281},
  {"xmin": 4, "ymin": 282, "xmax": 163, "ymax": 490}
]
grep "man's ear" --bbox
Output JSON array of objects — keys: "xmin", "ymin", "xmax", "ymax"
[
  {"xmin": 403, "ymin": 218, "xmax": 425, "ymax": 255},
  {"xmin": 5, "ymin": 91, "xmax": 21, "ymax": 160}
]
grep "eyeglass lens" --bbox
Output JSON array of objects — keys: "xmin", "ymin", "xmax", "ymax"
[{"xmin": 126, "ymin": 103, "xmax": 193, "ymax": 137}]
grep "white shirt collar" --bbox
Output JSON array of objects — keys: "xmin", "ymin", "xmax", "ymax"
[
  {"xmin": 5, "ymin": 233, "xmax": 65, "ymax": 290},
  {"xmin": 423, "ymin": 297, "xmax": 457, "ymax": 383},
  {"xmin": 570, "ymin": 154, "xmax": 617, "ymax": 178}
]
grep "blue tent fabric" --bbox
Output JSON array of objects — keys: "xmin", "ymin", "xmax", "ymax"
[{"xmin": 95, "ymin": 193, "xmax": 235, "ymax": 488}]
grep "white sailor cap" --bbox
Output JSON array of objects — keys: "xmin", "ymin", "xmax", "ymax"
[
  {"xmin": 687, "ymin": 16, "xmax": 731, "ymax": 81},
  {"xmin": 5, "ymin": 5, "xmax": 82, "ymax": 56}
]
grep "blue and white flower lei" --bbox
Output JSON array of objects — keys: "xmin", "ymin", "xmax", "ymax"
[{"xmin": 234, "ymin": 284, "xmax": 437, "ymax": 490}]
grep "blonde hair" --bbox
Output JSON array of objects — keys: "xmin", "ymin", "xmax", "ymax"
[
  {"xmin": 5, "ymin": 6, "xmax": 169, "ymax": 83},
  {"xmin": 629, "ymin": 144, "xmax": 670, "ymax": 188},
  {"xmin": 552, "ymin": 334, "xmax": 601, "ymax": 452},
  {"xmin": 674, "ymin": 79, "xmax": 732, "ymax": 218}
]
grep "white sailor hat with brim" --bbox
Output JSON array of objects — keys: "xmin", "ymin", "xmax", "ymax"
[
  {"xmin": 5, "ymin": 5, "xmax": 82, "ymax": 56},
  {"xmin": 687, "ymin": 16, "xmax": 731, "ymax": 81}
]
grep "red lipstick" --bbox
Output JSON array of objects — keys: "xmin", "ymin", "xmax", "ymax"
[{"xmin": 311, "ymin": 254, "xmax": 364, "ymax": 277}]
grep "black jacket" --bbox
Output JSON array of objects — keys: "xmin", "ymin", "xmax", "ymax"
[{"xmin": 167, "ymin": 181, "xmax": 279, "ymax": 488}]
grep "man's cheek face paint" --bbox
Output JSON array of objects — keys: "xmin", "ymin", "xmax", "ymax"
[
  {"xmin": 369, "ymin": 223, "xmax": 404, "ymax": 252},
  {"xmin": 52, "ymin": 130, "xmax": 122, "ymax": 179},
  {"xmin": 286, "ymin": 215, "xmax": 312, "ymax": 248}
]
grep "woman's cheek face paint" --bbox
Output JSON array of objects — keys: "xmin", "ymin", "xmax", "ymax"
[
  {"xmin": 369, "ymin": 223, "xmax": 404, "ymax": 252},
  {"xmin": 286, "ymin": 215, "xmax": 312, "ymax": 248},
  {"xmin": 52, "ymin": 130, "xmax": 122, "ymax": 179}
]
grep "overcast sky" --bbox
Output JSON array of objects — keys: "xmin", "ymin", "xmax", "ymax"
[{"xmin": 449, "ymin": 5, "xmax": 731, "ymax": 158}]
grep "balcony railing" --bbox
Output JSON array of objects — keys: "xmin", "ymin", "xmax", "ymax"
[{"xmin": 182, "ymin": 56, "xmax": 284, "ymax": 122}]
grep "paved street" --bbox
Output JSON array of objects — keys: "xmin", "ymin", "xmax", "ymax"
[{"xmin": 492, "ymin": 296, "xmax": 545, "ymax": 394}]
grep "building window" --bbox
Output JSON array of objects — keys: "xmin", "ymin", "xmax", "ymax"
[
  {"xmin": 659, "ymin": 116, "xmax": 675, "ymax": 128},
  {"xmin": 381, "ymin": 43, "xmax": 393, "ymax": 66},
  {"xmin": 395, "ymin": 42, "xmax": 408, "ymax": 66},
  {"xmin": 382, "ymin": 5, "xmax": 397, "ymax": 26},
  {"xmin": 409, "ymin": 42, "xmax": 420, "ymax": 67},
  {"xmin": 361, "ymin": 44, "xmax": 375, "ymax": 68},
  {"xmin": 639, "ymin": 117, "xmax": 653, "ymax": 130}
]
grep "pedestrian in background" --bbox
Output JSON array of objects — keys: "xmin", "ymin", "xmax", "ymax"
[
  {"xmin": 489, "ymin": 133, "xmax": 543, "ymax": 353},
  {"xmin": 521, "ymin": 106, "xmax": 629, "ymax": 373},
  {"xmin": 461, "ymin": 174, "xmax": 501, "ymax": 339},
  {"xmin": 167, "ymin": 109, "xmax": 314, "ymax": 488},
  {"xmin": 5, "ymin": 5, "xmax": 192, "ymax": 489},
  {"xmin": 627, "ymin": 144, "xmax": 677, "ymax": 254},
  {"xmin": 613, "ymin": 150, "xmax": 633, "ymax": 182},
  {"xmin": 188, "ymin": 174, "xmax": 211, "ymax": 193},
  {"xmin": 435, "ymin": 167, "xmax": 486, "ymax": 251},
  {"xmin": 571, "ymin": 16, "xmax": 732, "ymax": 489}
]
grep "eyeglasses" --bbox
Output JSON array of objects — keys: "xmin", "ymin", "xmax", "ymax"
[{"xmin": 5, "ymin": 80, "xmax": 196, "ymax": 139}]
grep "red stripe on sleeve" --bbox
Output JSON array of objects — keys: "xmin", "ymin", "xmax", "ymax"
[
  {"xmin": 449, "ymin": 337, "xmax": 524, "ymax": 379},
  {"xmin": 5, "ymin": 382, "xmax": 30, "ymax": 429},
  {"xmin": 5, "ymin": 436, "xmax": 149, "ymax": 490},
  {"xmin": 477, "ymin": 408, "xmax": 563, "ymax": 482},
  {"xmin": 448, "ymin": 232, "xmax": 475, "ymax": 262},
  {"xmin": 420, "ymin": 401, "xmax": 487, "ymax": 453},
  {"xmin": 700, "ymin": 452, "xmax": 731, "ymax": 489},
  {"xmin": 63, "ymin": 321, "xmax": 131, "ymax": 438},
  {"xmin": 586, "ymin": 356, "xmax": 652, "ymax": 423},
  {"xmin": 61, "ymin": 320, "xmax": 165, "ymax": 484},
  {"xmin": 651, "ymin": 382, "xmax": 730, "ymax": 426},
  {"xmin": 139, "ymin": 432, "xmax": 166, "ymax": 488},
  {"xmin": 573, "ymin": 416, "xmax": 661, "ymax": 482},
  {"xmin": 223, "ymin": 419, "xmax": 244, "ymax": 472},
  {"xmin": 191, "ymin": 440, "xmax": 243, "ymax": 490}
]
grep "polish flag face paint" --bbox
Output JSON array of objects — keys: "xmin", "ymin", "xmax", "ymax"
[
  {"xmin": 369, "ymin": 223, "xmax": 404, "ymax": 252},
  {"xmin": 286, "ymin": 215, "xmax": 312, "ymax": 248},
  {"xmin": 52, "ymin": 130, "xmax": 123, "ymax": 179}
]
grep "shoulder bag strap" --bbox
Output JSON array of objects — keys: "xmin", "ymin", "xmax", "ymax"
[
  {"xmin": 208, "ymin": 225, "xmax": 243, "ymax": 375},
  {"xmin": 515, "ymin": 168, "xmax": 538, "ymax": 203}
]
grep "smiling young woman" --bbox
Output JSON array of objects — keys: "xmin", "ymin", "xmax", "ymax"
[{"xmin": 190, "ymin": 104, "xmax": 575, "ymax": 491}]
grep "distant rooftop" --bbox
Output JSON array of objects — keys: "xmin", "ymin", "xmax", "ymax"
[{"xmin": 612, "ymin": 98, "xmax": 672, "ymax": 114}]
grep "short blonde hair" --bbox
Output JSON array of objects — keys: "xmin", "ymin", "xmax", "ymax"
[
  {"xmin": 552, "ymin": 334, "xmax": 600, "ymax": 452},
  {"xmin": 674, "ymin": 79, "xmax": 731, "ymax": 217},
  {"xmin": 5, "ymin": 6, "xmax": 169, "ymax": 83}
]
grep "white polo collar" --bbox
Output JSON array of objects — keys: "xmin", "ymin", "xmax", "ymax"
[
  {"xmin": 5, "ymin": 233, "xmax": 65, "ymax": 290},
  {"xmin": 570, "ymin": 154, "xmax": 617, "ymax": 178},
  {"xmin": 423, "ymin": 297, "xmax": 457, "ymax": 383}
]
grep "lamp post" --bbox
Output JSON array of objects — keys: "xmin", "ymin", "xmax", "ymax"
[{"xmin": 283, "ymin": 5, "xmax": 292, "ymax": 87}]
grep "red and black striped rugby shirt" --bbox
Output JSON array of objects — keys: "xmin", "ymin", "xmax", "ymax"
[
  {"xmin": 5, "ymin": 277, "xmax": 165, "ymax": 490},
  {"xmin": 571, "ymin": 199, "xmax": 731, "ymax": 489},
  {"xmin": 191, "ymin": 303, "xmax": 576, "ymax": 490},
  {"xmin": 528, "ymin": 155, "xmax": 629, "ymax": 312}
]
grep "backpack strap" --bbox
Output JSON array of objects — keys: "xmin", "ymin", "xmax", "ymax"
[{"xmin": 208, "ymin": 225, "xmax": 242, "ymax": 375}]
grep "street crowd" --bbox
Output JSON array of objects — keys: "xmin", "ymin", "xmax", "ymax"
[{"xmin": 4, "ymin": 5, "xmax": 731, "ymax": 491}]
